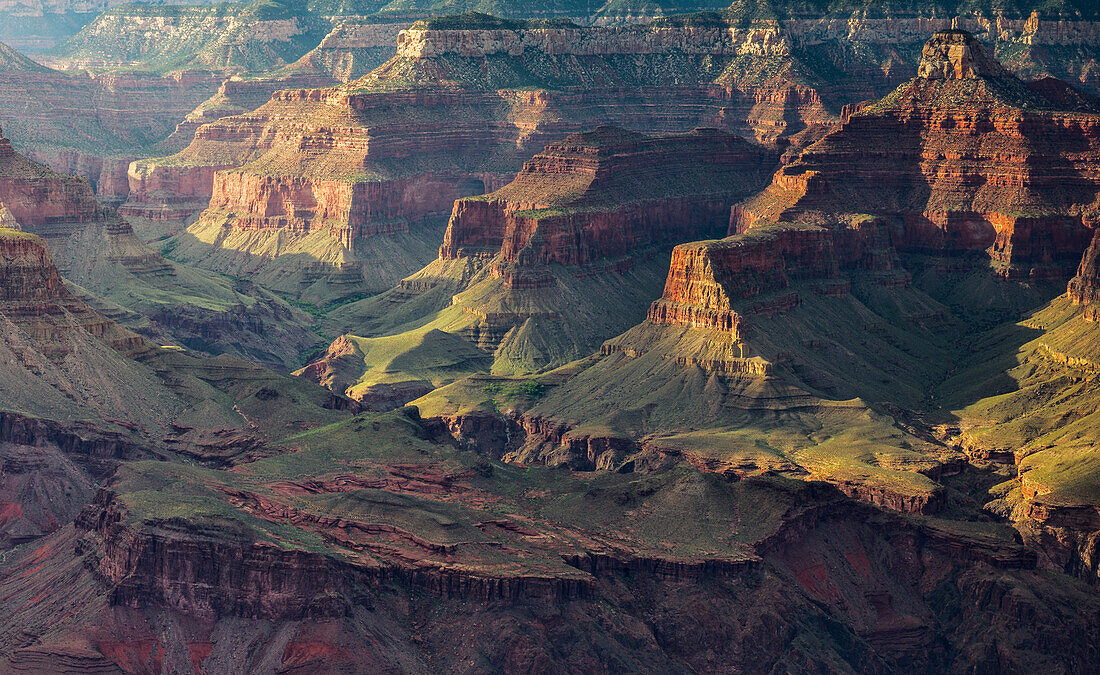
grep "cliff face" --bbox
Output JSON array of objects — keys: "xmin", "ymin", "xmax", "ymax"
[
  {"xmin": 3, "ymin": 405, "xmax": 1093, "ymax": 673},
  {"xmin": 143, "ymin": 13, "xmax": 912, "ymax": 301},
  {"xmin": 1068, "ymin": 229, "xmax": 1100, "ymax": 320},
  {"xmin": 440, "ymin": 127, "xmax": 773, "ymax": 270},
  {"xmin": 0, "ymin": 46, "xmax": 222, "ymax": 198},
  {"xmin": 0, "ymin": 133, "xmax": 99, "ymax": 226},
  {"xmin": 738, "ymin": 30, "xmax": 1100, "ymax": 280},
  {"xmin": 137, "ymin": 14, "xmax": 1100, "ymax": 299},
  {"xmin": 0, "ymin": 125, "xmax": 320, "ymax": 369},
  {"xmin": 648, "ymin": 222, "xmax": 889, "ymax": 335}
]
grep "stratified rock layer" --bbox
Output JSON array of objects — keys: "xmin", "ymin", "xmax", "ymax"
[
  {"xmin": 738, "ymin": 30, "xmax": 1100, "ymax": 280},
  {"xmin": 440, "ymin": 126, "xmax": 773, "ymax": 275},
  {"xmin": 308, "ymin": 126, "xmax": 772, "ymax": 391},
  {"xmin": 0, "ymin": 125, "xmax": 318, "ymax": 369}
]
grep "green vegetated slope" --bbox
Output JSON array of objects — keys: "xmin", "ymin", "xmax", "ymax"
[
  {"xmin": 54, "ymin": 0, "xmax": 330, "ymax": 73},
  {"xmin": 307, "ymin": 127, "xmax": 772, "ymax": 393}
]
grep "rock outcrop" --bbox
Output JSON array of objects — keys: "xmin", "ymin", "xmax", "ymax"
[
  {"xmin": 440, "ymin": 126, "xmax": 773, "ymax": 275},
  {"xmin": 307, "ymin": 127, "xmax": 772, "ymax": 396},
  {"xmin": 737, "ymin": 30, "xmax": 1100, "ymax": 280},
  {"xmin": 0, "ymin": 125, "xmax": 320, "ymax": 369},
  {"xmin": 143, "ymin": 12, "xmax": 911, "ymax": 301},
  {"xmin": 0, "ymin": 46, "xmax": 222, "ymax": 198},
  {"xmin": 1068, "ymin": 229, "xmax": 1100, "ymax": 320}
]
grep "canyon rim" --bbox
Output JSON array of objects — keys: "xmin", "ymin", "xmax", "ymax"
[{"xmin": 2, "ymin": 1, "xmax": 1100, "ymax": 672}]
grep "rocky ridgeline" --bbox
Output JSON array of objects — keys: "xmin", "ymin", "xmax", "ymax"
[
  {"xmin": 125, "ymin": 15, "xmax": 856, "ymax": 259},
  {"xmin": 737, "ymin": 30, "xmax": 1100, "ymax": 282},
  {"xmin": 127, "ymin": 12, "xmax": 1100, "ymax": 260},
  {"xmin": 0, "ymin": 58, "xmax": 222, "ymax": 203},
  {"xmin": 398, "ymin": 14, "xmax": 1100, "ymax": 59},
  {"xmin": 440, "ymin": 127, "xmax": 772, "ymax": 279},
  {"xmin": 395, "ymin": 21, "xmax": 790, "ymax": 58}
]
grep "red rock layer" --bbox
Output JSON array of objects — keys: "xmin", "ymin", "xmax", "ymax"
[
  {"xmin": 207, "ymin": 169, "xmax": 497, "ymax": 245},
  {"xmin": 737, "ymin": 31, "xmax": 1100, "ymax": 279},
  {"xmin": 128, "ymin": 16, "xmax": 859, "ymax": 245},
  {"xmin": 438, "ymin": 127, "xmax": 772, "ymax": 279},
  {"xmin": 0, "ymin": 230, "xmax": 147, "ymax": 358},
  {"xmin": 78, "ymin": 488, "xmax": 593, "ymax": 619},
  {"xmin": 0, "ymin": 65, "xmax": 221, "ymax": 199},
  {"xmin": 650, "ymin": 219, "xmax": 896, "ymax": 333},
  {"xmin": 1068, "ymin": 229, "xmax": 1100, "ymax": 320},
  {"xmin": 0, "ymin": 132, "xmax": 100, "ymax": 228}
]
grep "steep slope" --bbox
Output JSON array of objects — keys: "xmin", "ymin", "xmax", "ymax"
[
  {"xmin": 304, "ymin": 126, "xmax": 772, "ymax": 402},
  {"xmin": 411, "ymin": 31, "xmax": 1100, "ymax": 531},
  {"xmin": 140, "ymin": 12, "xmax": 893, "ymax": 299},
  {"xmin": 738, "ymin": 29, "xmax": 1100, "ymax": 279},
  {"xmin": 0, "ymin": 126, "xmax": 320, "ymax": 369},
  {"xmin": 0, "ymin": 225, "xmax": 352, "ymax": 549}
]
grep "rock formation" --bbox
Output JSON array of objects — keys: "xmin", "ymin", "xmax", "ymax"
[
  {"xmin": 406, "ymin": 32, "xmax": 1100, "ymax": 530},
  {"xmin": 0, "ymin": 125, "xmax": 320, "ymax": 369},
  {"xmin": 737, "ymin": 29, "xmax": 1100, "ymax": 280},
  {"xmin": 138, "ymin": 12, "xmax": 900, "ymax": 300},
  {"xmin": 3, "ymin": 402, "xmax": 1096, "ymax": 672},
  {"xmin": 306, "ymin": 126, "xmax": 772, "ymax": 402},
  {"xmin": 0, "ymin": 41, "xmax": 223, "ymax": 202},
  {"xmin": 440, "ymin": 126, "xmax": 774, "ymax": 274},
  {"xmin": 1, "ymin": 13, "xmax": 1100, "ymax": 674},
  {"xmin": 1068, "ymin": 229, "xmax": 1100, "ymax": 320}
]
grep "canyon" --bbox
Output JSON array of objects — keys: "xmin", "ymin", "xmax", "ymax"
[
  {"xmin": 124, "ymin": 8, "xmax": 1100, "ymax": 309},
  {"xmin": 0, "ymin": 125, "xmax": 321, "ymax": 369},
  {"xmin": 301, "ymin": 125, "xmax": 771, "ymax": 401},
  {"xmin": 402, "ymin": 29, "xmax": 1100, "ymax": 588},
  {"xmin": 1, "ymin": 7, "xmax": 1100, "ymax": 672}
]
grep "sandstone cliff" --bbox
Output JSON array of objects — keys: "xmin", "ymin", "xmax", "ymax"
[
  {"xmin": 0, "ymin": 125, "xmax": 320, "ymax": 369},
  {"xmin": 0, "ymin": 43, "xmax": 223, "ymax": 200},
  {"xmin": 140, "ymin": 12, "xmax": 894, "ymax": 302},
  {"xmin": 310, "ymin": 126, "xmax": 772, "ymax": 401},
  {"xmin": 738, "ymin": 29, "xmax": 1100, "ymax": 281},
  {"xmin": 136, "ymin": 12, "xmax": 1100, "ymax": 302}
]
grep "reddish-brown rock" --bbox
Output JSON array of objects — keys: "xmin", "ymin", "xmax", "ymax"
[
  {"xmin": 0, "ymin": 54, "xmax": 222, "ymax": 199},
  {"xmin": 1068, "ymin": 229, "xmax": 1100, "ymax": 320},
  {"xmin": 650, "ymin": 218, "xmax": 896, "ymax": 334},
  {"xmin": 439, "ymin": 127, "xmax": 773, "ymax": 278},
  {"xmin": 737, "ymin": 30, "xmax": 1100, "ymax": 280}
]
